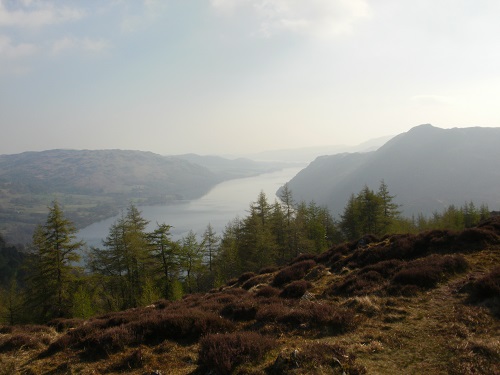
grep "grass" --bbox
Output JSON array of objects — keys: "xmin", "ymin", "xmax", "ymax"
[{"xmin": 269, "ymin": 342, "xmax": 367, "ymax": 375}]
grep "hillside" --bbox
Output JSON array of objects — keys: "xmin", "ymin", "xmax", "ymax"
[
  {"xmin": 1, "ymin": 217, "xmax": 499, "ymax": 374},
  {"xmin": 174, "ymin": 153, "xmax": 299, "ymax": 178},
  {"xmin": 0, "ymin": 149, "xmax": 221, "ymax": 243},
  {"xmin": 283, "ymin": 124, "xmax": 500, "ymax": 217},
  {"xmin": 244, "ymin": 135, "xmax": 393, "ymax": 163}
]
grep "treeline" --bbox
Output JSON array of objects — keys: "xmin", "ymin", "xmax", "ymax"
[
  {"xmin": 0, "ymin": 182, "xmax": 491, "ymax": 324},
  {"xmin": 339, "ymin": 180, "xmax": 490, "ymax": 239}
]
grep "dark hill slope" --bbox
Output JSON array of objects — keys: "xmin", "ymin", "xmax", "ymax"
[
  {"xmin": 0, "ymin": 149, "xmax": 221, "ymax": 243},
  {"xmin": 283, "ymin": 124, "xmax": 500, "ymax": 216},
  {"xmin": 0, "ymin": 149, "xmax": 218, "ymax": 198},
  {"xmin": 1, "ymin": 217, "xmax": 499, "ymax": 374}
]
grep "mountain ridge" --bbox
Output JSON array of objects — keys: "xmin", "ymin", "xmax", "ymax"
[{"xmin": 282, "ymin": 124, "xmax": 500, "ymax": 217}]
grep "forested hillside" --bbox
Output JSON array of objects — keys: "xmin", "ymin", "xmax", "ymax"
[
  {"xmin": 284, "ymin": 124, "xmax": 500, "ymax": 217},
  {"xmin": 0, "ymin": 181, "xmax": 492, "ymax": 324},
  {"xmin": 1, "ymin": 208, "xmax": 498, "ymax": 374}
]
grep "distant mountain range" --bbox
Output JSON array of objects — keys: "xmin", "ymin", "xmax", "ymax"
[
  {"xmin": 282, "ymin": 124, "xmax": 500, "ymax": 217},
  {"xmin": 0, "ymin": 149, "xmax": 220, "ymax": 200},
  {"xmin": 174, "ymin": 153, "xmax": 299, "ymax": 178},
  {"xmin": 0, "ymin": 149, "xmax": 291, "ymax": 243},
  {"xmin": 243, "ymin": 135, "xmax": 394, "ymax": 163}
]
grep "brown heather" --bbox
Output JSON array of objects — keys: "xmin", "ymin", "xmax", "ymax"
[{"xmin": 0, "ymin": 217, "xmax": 499, "ymax": 374}]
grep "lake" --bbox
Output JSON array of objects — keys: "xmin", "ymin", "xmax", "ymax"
[{"xmin": 77, "ymin": 167, "xmax": 304, "ymax": 247}]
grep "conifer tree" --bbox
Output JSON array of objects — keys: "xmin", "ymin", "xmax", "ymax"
[
  {"xmin": 340, "ymin": 194, "xmax": 361, "ymax": 241},
  {"xmin": 179, "ymin": 230, "xmax": 205, "ymax": 293},
  {"xmin": 90, "ymin": 204, "xmax": 154, "ymax": 309},
  {"xmin": 0, "ymin": 279, "xmax": 24, "ymax": 325},
  {"xmin": 358, "ymin": 185, "xmax": 383, "ymax": 235},
  {"xmin": 240, "ymin": 193, "xmax": 277, "ymax": 271},
  {"xmin": 277, "ymin": 184, "xmax": 296, "ymax": 261},
  {"xmin": 25, "ymin": 201, "xmax": 83, "ymax": 321},
  {"xmin": 377, "ymin": 180, "xmax": 401, "ymax": 232},
  {"xmin": 214, "ymin": 218, "xmax": 243, "ymax": 282},
  {"xmin": 202, "ymin": 223, "xmax": 220, "ymax": 272},
  {"xmin": 269, "ymin": 200, "xmax": 287, "ymax": 262},
  {"xmin": 149, "ymin": 223, "xmax": 179, "ymax": 299}
]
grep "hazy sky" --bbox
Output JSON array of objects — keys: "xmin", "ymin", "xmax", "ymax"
[{"xmin": 1, "ymin": 0, "xmax": 499, "ymax": 156}]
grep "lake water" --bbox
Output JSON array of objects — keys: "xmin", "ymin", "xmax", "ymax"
[{"xmin": 77, "ymin": 167, "xmax": 304, "ymax": 247}]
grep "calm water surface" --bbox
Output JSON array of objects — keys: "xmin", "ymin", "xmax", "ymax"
[{"xmin": 77, "ymin": 167, "xmax": 303, "ymax": 247}]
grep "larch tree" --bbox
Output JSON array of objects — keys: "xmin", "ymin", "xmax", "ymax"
[
  {"xmin": 90, "ymin": 204, "xmax": 154, "ymax": 309},
  {"xmin": 149, "ymin": 223, "xmax": 179, "ymax": 299},
  {"xmin": 179, "ymin": 230, "xmax": 205, "ymax": 294},
  {"xmin": 214, "ymin": 218, "xmax": 243, "ymax": 282},
  {"xmin": 340, "ymin": 194, "xmax": 361, "ymax": 241},
  {"xmin": 26, "ymin": 201, "xmax": 84, "ymax": 322},
  {"xmin": 202, "ymin": 223, "xmax": 220, "ymax": 272},
  {"xmin": 377, "ymin": 180, "xmax": 401, "ymax": 233}
]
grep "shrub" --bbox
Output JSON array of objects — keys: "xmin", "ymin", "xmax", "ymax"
[
  {"xmin": 477, "ymin": 216, "xmax": 500, "ymax": 233},
  {"xmin": 279, "ymin": 280, "xmax": 311, "ymax": 299},
  {"xmin": 129, "ymin": 308, "xmax": 234, "ymax": 344},
  {"xmin": 46, "ymin": 306, "xmax": 235, "ymax": 356},
  {"xmin": 273, "ymin": 260, "xmax": 316, "ymax": 287},
  {"xmin": 220, "ymin": 300, "xmax": 258, "ymax": 321},
  {"xmin": 255, "ymin": 286, "xmax": 280, "ymax": 298},
  {"xmin": 0, "ymin": 333, "xmax": 45, "ymax": 353},
  {"xmin": 47, "ymin": 318, "xmax": 83, "ymax": 332},
  {"xmin": 15, "ymin": 325, "xmax": 53, "ymax": 334},
  {"xmin": 96, "ymin": 310, "xmax": 137, "ymax": 328},
  {"xmin": 457, "ymin": 228, "xmax": 500, "ymax": 248},
  {"xmin": 44, "ymin": 334, "xmax": 72, "ymax": 355},
  {"xmin": 329, "ymin": 270, "xmax": 386, "ymax": 296},
  {"xmin": 238, "ymin": 272, "xmax": 257, "ymax": 284},
  {"xmin": 290, "ymin": 253, "xmax": 317, "ymax": 264},
  {"xmin": 392, "ymin": 254, "xmax": 468, "ymax": 289},
  {"xmin": 360, "ymin": 259, "xmax": 404, "ymax": 278},
  {"xmin": 242, "ymin": 274, "xmax": 270, "ymax": 290},
  {"xmin": 204, "ymin": 289, "xmax": 247, "ymax": 305},
  {"xmin": 470, "ymin": 266, "xmax": 500, "ymax": 301},
  {"xmin": 259, "ymin": 266, "xmax": 279, "ymax": 275},
  {"xmin": 392, "ymin": 266, "xmax": 441, "ymax": 288},
  {"xmin": 199, "ymin": 332, "xmax": 275, "ymax": 375},
  {"xmin": 256, "ymin": 300, "xmax": 356, "ymax": 334},
  {"xmin": 316, "ymin": 244, "xmax": 350, "ymax": 267},
  {"xmin": 80, "ymin": 325, "xmax": 134, "ymax": 359},
  {"xmin": 255, "ymin": 299, "xmax": 287, "ymax": 322},
  {"xmin": 225, "ymin": 278, "xmax": 238, "ymax": 286}
]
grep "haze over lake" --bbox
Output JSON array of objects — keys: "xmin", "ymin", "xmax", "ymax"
[{"xmin": 78, "ymin": 167, "xmax": 303, "ymax": 247}]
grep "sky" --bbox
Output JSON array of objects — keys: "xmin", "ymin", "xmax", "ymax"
[{"xmin": 1, "ymin": 0, "xmax": 500, "ymax": 156}]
